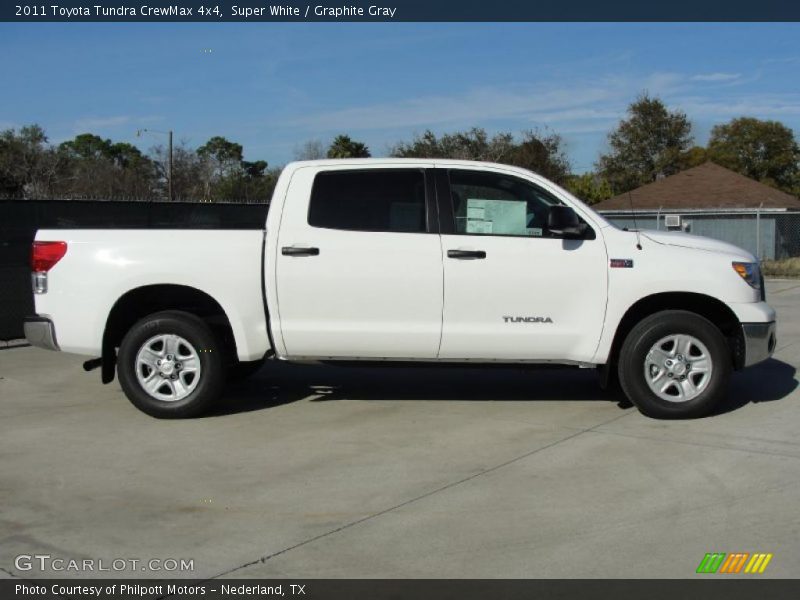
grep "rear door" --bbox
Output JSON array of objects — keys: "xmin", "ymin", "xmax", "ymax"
[
  {"xmin": 274, "ymin": 165, "xmax": 444, "ymax": 359},
  {"xmin": 436, "ymin": 167, "xmax": 608, "ymax": 363}
]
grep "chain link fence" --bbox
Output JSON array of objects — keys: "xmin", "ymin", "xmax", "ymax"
[{"xmin": 599, "ymin": 209, "xmax": 800, "ymax": 262}]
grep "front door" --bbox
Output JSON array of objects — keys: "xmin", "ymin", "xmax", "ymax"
[{"xmin": 436, "ymin": 167, "xmax": 608, "ymax": 363}]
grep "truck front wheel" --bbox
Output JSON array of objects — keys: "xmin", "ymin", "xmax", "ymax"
[
  {"xmin": 618, "ymin": 310, "xmax": 732, "ymax": 419},
  {"xmin": 117, "ymin": 311, "xmax": 225, "ymax": 418}
]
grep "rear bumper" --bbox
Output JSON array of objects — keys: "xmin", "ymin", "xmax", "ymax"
[
  {"xmin": 741, "ymin": 321, "xmax": 776, "ymax": 368},
  {"xmin": 24, "ymin": 316, "xmax": 60, "ymax": 351}
]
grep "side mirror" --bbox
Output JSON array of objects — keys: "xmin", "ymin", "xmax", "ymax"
[{"xmin": 547, "ymin": 205, "xmax": 587, "ymax": 238}]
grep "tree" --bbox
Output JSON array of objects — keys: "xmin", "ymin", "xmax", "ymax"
[
  {"xmin": 326, "ymin": 134, "xmax": 371, "ymax": 159},
  {"xmin": 60, "ymin": 134, "xmax": 149, "ymax": 169},
  {"xmin": 0, "ymin": 124, "xmax": 61, "ymax": 197},
  {"xmin": 58, "ymin": 133, "xmax": 156, "ymax": 198},
  {"xmin": 60, "ymin": 133, "xmax": 113, "ymax": 160},
  {"xmin": 1, "ymin": 125, "xmax": 278, "ymax": 201},
  {"xmin": 218, "ymin": 160, "xmax": 278, "ymax": 203},
  {"xmin": 242, "ymin": 160, "xmax": 268, "ymax": 179},
  {"xmin": 597, "ymin": 94, "xmax": 693, "ymax": 193},
  {"xmin": 707, "ymin": 117, "xmax": 800, "ymax": 192},
  {"xmin": 391, "ymin": 128, "xmax": 513, "ymax": 162},
  {"xmin": 108, "ymin": 142, "xmax": 148, "ymax": 169},
  {"xmin": 564, "ymin": 173, "xmax": 613, "ymax": 205},
  {"xmin": 507, "ymin": 130, "xmax": 571, "ymax": 184},
  {"xmin": 190, "ymin": 136, "xmax": 277, "ymax": 202},
  {"xmin": 150, "ymin": 141, "xmax": 204, "ymax": 200},
  {"xmin": 197, "ymin": 136, "xmax": 244, "ymax": 177},
  {"xmin": 678, "ymin": 146, "xmax": 709, "ymax": 170},
  {"xmin": 391, "ymin": 127, "xmax": 571, "ymax": 183},
  {"xmin": 294, "ymin": 139, "xmax": 325, "ymax": 161},
  {"xmin": 196, "ymin": 136, "xmax": 245, "ymax": 200}
]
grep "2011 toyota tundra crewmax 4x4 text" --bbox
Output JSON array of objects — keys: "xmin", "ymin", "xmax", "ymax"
[{"xmin": 24, "ymin": 159, "xmax": 777, "ymax": 419}]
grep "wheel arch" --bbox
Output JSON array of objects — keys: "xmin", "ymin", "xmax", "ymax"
[
  {"xmin": 101, "ymin": 284, "xmax": 237, "ymax": 383},
  {"xmin": 607, "ymin": 292, "xmax": 744, "ymax": 372}
]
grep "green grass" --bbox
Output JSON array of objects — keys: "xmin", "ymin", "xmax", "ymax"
[{"xmin": 762, "ymin": 257, "xmax": 800, "ymax": 278}]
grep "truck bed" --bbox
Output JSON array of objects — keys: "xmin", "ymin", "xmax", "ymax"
[{"xmin": 33, "ymin": 229, "xmax": 271, "ymax": 361}]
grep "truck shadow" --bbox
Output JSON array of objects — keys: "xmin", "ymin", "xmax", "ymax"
[
  {"xmin": 714, "ymin": 358, "xmax": 798, "ymax": 415},
  {"xmin": 211, "ymin": 364, "xmax": 610, "ymax": 416},
  {"xmin": 211, "ymin": 358, "xmax": 797, "ymax": 417}
]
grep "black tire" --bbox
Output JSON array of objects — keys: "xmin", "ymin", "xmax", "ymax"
[
  {"xmin": 117, "ymin": 310, "xmax": 226, "ymax": 418},
  {"xmin": 227, "ymin": 359, "xmax": 265, "ymax": 381},
  {"xmin": 618, "ymin": 310, "xmax": 732, "ymax": 419}
]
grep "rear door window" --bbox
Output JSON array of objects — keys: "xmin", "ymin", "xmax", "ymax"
[{"xmin": 308, "ymin": 170, "xmax": 428, "ymax": 233}]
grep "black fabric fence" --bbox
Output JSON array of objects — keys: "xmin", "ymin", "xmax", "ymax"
[{"xmin": 0, "ymin": 200, "xmax": 268, "ymax": 341}]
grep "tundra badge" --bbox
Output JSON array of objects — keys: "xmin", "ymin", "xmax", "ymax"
[{"xmin": 503, "ymin": 316, "xmax": 554, "ymax": 323}]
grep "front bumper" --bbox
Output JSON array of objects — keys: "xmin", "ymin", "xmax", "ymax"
[
  {"xmin": 741, "ymin": 321, "xmax": 776, "ymax": 368},
  {"xmin": 24, "ymin": 316, "xmax": 60, "ymax": 351}
]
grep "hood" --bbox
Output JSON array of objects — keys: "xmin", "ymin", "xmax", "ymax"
[{"xmin": 639, "ymin": 229, "xmax": 754, "ymax": 259}]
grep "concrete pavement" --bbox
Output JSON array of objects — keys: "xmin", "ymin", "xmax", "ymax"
[{"xmin": 1, "ymin": 280, "xmax": 798, "ymax": 579}]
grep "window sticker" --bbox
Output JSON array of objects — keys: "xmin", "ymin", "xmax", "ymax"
[
  {"xmin": 467, "ymin": 220, "xmax": 493, "ymax": 234},
  {"xmin": 464, "ymin": 198, "xmax": 528, "ymax": 235},
  {"xmin": 467, "ymin": 206, "xmax": 486, "ymax": 220}
]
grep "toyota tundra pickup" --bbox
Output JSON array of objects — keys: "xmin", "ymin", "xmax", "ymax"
[{"xmin": 24, "ymin": 159, "xmax": 777, "ymax": 419}]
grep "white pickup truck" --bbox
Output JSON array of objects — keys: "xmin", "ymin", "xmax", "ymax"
[{"xmin": 25, "ymin": 159, "xmax": 776, "ymax": 419}]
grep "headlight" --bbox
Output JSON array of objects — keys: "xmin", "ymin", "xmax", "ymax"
[{"xmin": 732, "ymin": 261, "xmax": 762, "ymax": 290}]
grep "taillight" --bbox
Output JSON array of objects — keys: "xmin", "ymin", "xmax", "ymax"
[{"xmin": 32, "ymin": 241, "xmax": 67, "ymax": 272}]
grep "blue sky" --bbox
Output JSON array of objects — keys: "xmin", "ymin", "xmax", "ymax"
[{"xmin": 2, "ymin": 22, "xmax": 800, "ymax": 172}]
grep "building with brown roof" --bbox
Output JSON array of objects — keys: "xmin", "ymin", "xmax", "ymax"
[
  {"xmin": 595, "ymin": 162, "xmax": 800, "ymax": 212},
  {"xmin": 593, "ymin": 162, "xmax": 800, "ymax": 260}
]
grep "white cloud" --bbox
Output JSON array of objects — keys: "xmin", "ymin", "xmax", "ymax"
[
  {"xmin": 642, "ymin": 72, "xmax": 687, "ymax": 93},
  {"xmin": 677, "ymin": 94, "xmax": 800, "ymax": 119},
  {"xmin": 271, "ymin": 70, "xmax": 800, "ymax": 172},
  {"xmin": 287, "ymin": 83, "xmax": 623, "ymax": 132},
  {"xmin": 690, "ymin": 73, "xmax": 742, "ymax": 82},
  {"xmin": 528, "ymin": 107, "xmax": 622, "ymax": 123},
  {"xmin": 545, "ymin": 120, "xmax": 620, "ymax": 136},
  {"xmin": 760, "ymin": 57, "xmax": 800, "ymax": 65},
  {"xmin": 74, "ymin": 115, "xmax": 131, "ymax": 130},
  {"xmin": 73, "ymin": 115, "xmax": 164, "ymax": 132},
  {"xmin": 283, "ymin": 71, "xmax": 707, "ymax": 135}
]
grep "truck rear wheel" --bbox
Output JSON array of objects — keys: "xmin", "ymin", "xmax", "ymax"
[
  {"xmin": 117, "ymin": 311, "xmax": 225, "ymax": 418},
  {"xmin": 618, "ymin": 310, "xmax": 731, "ymax": 419}
]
